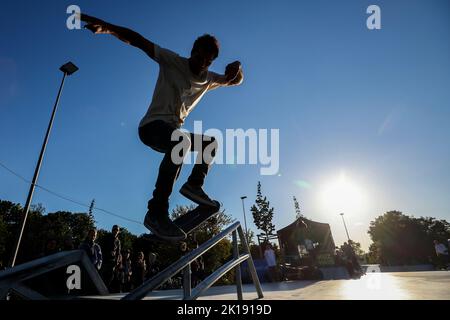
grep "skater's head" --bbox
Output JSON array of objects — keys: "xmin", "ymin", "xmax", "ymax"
[
  {"xmin": 112, "ymin": 224, "xmax": 120, "ymax": 237},
  {"xmin": 189, "ymin": 34, "xmax": 219, "ymax": 75},
  {"xmin": 87, "ymin": 229, "xmax": 97, "ymax": 242}
]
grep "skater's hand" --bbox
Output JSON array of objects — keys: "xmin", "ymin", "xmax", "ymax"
[
  {"xmin": 225, "ymin": 61, "xmax": 243, "ymax": 85},
  {"xmin": 225, "ymin": 61, "xmax": 242, "ymax": 82},
  {"xmin": 78, "ymin": 13, "xmax": 110, "ymax": 34}
]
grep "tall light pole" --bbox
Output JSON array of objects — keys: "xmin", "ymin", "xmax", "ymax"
[
  {"xmin": 10, "ymin": 62, "xmax": 79, "ymax": 267},
  {"xmin": 340, "ymin": 212, "xmax": 351, "ymax": 241},
  {"xmin": 240, "ymin": 196, "xmax": 249, "ymax": 242}
]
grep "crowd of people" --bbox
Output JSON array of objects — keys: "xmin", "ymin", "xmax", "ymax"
[
  {"xmin": 0, "ymin": 222, "xmax": 209, "ymax": 294},
  {"xmin": 76, "ymin": 225, "xmax": 166, "ymax": 293},
  {"xmin": 76, "ymin": 224, "xmax": 207, "ymax": 293},
  {"xmin": 334, "ymin": 240, "xmax": 364, "ymax": 278}
]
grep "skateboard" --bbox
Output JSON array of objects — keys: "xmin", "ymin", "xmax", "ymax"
[{"xmin": 144, "ymin": 200, "xmax": 221, "ymax": 242}]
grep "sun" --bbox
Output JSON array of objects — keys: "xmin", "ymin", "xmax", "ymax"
[{"xmin": 318, "ymin": 172, "xmax": 366, "ymax": 217}]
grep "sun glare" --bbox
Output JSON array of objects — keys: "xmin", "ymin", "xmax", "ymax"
[{"xmin": 318, "ymin": 172, "xmax": 367, "ymax": 217}]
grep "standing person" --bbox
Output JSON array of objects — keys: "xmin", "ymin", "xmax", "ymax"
[
  {"xmin": 191, "ymin": 242, "xmax": 205, "ymax": 287},
  {"xmin": 79, "ymin": 14, "xmax": 243, "ymax": 241},
  {"xmin": 132, "ymin": 251, "xmax": 147, "ymax": 288},
  {"xmin": 122, "ymin": 249, "xmax": 133, "ymax": 291},
  {"xmin": 79, "ymin": 229, "xmax": 103, "ymax": 271},
  {"xmin": 342, "ymin": 242, "xmax": 355, "ymax": 278},
  {"xmin": 334, "ymin": 248, "xmax": 345, "ymax": 266},
  {"xmin": 347, "ymin": 240, "xmax": 362, "ymax": 275},
  {"xmin": 304, "ymin": 237, "xmax": 317, "ymax": 266},
  {"xmin": 102, "ymin": 225, "xmax": 122, "ymax": 290},
  {"xmin": 147, "ymin": 252, "xmax": 158, "ymax": 279},
  {"xmin": 434, "ymin": 240, "xmax": 449, "ymax": 270},
  {"xmin": 110, "ymin": 253, "xmax": 125, "ymax": 293},
  {"xmin": 264, "ymin": 243, "xmax": 278, "ymax": 282}
]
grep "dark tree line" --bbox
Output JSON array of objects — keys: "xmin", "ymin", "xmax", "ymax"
[
  {"xmin": 0, "ymin": 199, "xmax": 236, "ymax": 285},
  {"xmin": 368, "ymin": 210, "xmax": 450, "ymax": 265}
]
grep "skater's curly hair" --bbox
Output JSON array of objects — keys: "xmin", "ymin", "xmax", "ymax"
[{"xmin": 191, "ymin": 34, "xmax": 220, "ymax": 59}]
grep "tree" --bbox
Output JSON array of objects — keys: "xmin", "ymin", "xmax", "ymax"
[
  {"xmin": 250, "ymin": 181, "xmax": 276, "ymax": 242},
  {"xmin": 41, "ymin": 211, "xmax": 95, "ymax": 246},
  {"xmin": 244, "ymin": 229, "xmax": 256, "ymax": 246},
  {"xmin": 293, "ymin": 196, "xmax": 303, "ymax": 219},
  {"xmin": 118, "ymin": 227, "xmax": 137, "ymax": 252},
  {"xmin": 0, "ymin": 215, "xmax": 8, "ymax": 263},
  {"xmin": 340, "ymin": 241, "xmax": 365, "ymax": 258},
  {"xmin": 367, "ymin": 242, "xmax": 381, "ymax": 264},
  {"xmin": 368, "ymin": 210, "xmax": 450, "ymax": 266},
  {"xmin": 0, "ymin": 200, "xmax": 98, "ymax": 264},
  {"xmin": 88, "ymin": 199, "xmax": 96, "ymax": 225},
  {"xmin": 0, "ymin": 200, "xmax": 24, "ymax": 263}
]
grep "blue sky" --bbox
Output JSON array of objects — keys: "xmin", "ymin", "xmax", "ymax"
[{"xmin": 1, "ymin": 0, "xmax": 449, "ymax": 251}]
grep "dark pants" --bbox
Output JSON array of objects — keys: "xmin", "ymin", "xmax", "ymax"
[
  {"xmin": 138, "ymin": 120, "xmax": 217, "ymax": 210},
  {"xmin": 267, "ymin": 266, "xmax": 279, "ymax": 282}
]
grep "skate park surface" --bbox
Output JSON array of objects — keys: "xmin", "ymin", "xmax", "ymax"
[{"xmin": 88, "ymin": 271, "xmax": 450, "ymax": 300}]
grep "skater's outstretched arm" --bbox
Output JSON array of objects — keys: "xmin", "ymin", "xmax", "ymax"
[
  {"xmin": 210, "ymin": 61, "xmax": 244, "ymax": 89},
  {"xmin": 80, "ymin": 13, "xmax": 156, "ymax": 60}
]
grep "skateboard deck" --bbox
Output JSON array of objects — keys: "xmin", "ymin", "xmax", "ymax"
[{"xmin": 144, "ymin": 200, "xmax": 221, "ymax": 242}]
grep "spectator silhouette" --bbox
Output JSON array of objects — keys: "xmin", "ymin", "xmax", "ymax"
[
  {"xmin": 264, "ymin": 242, "xmax": 278, "ymax": 282},
  {"xmin": 132, "ymin": 251, "xmax": 147, "ymax": 288},
  {"xmin": 79, "ymin": 229, "xmax": 102, "ymax": 270},
  {"xmin": 146, "ymin": 252, "xmax": 158, "ymax": 279},
  {"xmin": 110, "ymin": 253, "xmax": 125, "ymax": 293},
  {"xmin": 434, "ymin": 240, "xmax": 449, "ymax": 270},
  {"xmin": 102, "ymin": 225, "xmax": 121, "ymax": 290},
  {"xmin": 122, "ymin": 249, "xmax": 133, "ymax": 291},
  {"xmin": 190, "ymin": 242, "xmax": 205, "ymax": 287}
]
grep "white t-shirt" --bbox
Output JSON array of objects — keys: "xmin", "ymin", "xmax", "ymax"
[
  {"xmin": 304, "ymin": 239, "xmax": 314, "ymax": 251},
  {"xmin": 264, "ymin": 248, "xmax": 277, "ymax": 267},
  {"xmin": 435, "ymin": 243, "xmax": 448, "ymax": 255},
  {"xmin": 139, "ymin": 45, "xmax": 229, "ymax": 129}
]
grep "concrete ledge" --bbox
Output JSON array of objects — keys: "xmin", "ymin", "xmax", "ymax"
[
  {"xmin": 379, "ymin": 264, "xmax": 434, "ymax": 272},
  {"xmin": 319, "ymin": 266, "xmax": 349, "ymax": 280}
]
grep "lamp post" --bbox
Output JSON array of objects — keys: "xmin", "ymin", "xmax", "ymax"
[
  {"xmin": 340, "ymin": 212, "xmax": 351, "ymax": 241},
  {"xmin": 10, "ymin": 62, "xmax": 79, "ymax": 267},
  {"xmin": 240, "ymin": 196, "xmax": 249, "ymax": 242}
]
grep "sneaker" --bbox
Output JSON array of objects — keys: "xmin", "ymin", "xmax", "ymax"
[
  {"xmin": 144, "ymin": 212, "xmax": 186, "ymax": 241},
  {"xmin": 179, "ymin": 182, "xmax": 219, "ymax": 208}
]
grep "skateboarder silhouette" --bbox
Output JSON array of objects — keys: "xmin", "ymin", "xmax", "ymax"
[{"xmin": 80, "ymin": 14, "xmax": 243, "ymax": 241}]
